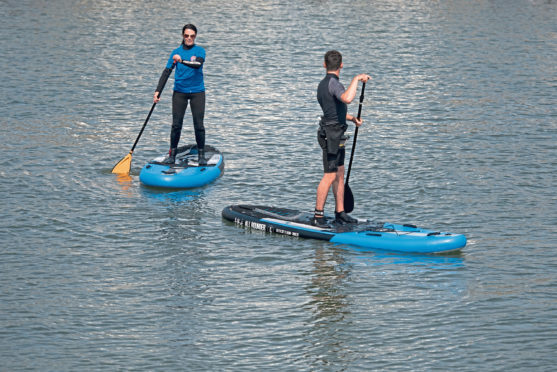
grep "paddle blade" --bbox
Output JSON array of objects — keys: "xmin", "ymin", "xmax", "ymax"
[
  {"xmin": 111, "ymin": 152, "xmax": 132, "ymax": 174},
  {"xmin": 344, "ymin": 182, "xmax": 354, "ymax": 213}
]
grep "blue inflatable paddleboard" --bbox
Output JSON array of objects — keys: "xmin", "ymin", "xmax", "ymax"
[
  {"xmin": 140, "ymin": 144, "xmax": 224, "ymax": 188},
  {"xmin": 222, "ymin": 205, "xmax": 466, "ymax": 254}
]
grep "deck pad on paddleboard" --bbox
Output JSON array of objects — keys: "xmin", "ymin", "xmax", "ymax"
[
  {"xmin": 150, "ymin": 144, "xmax": 221, "ymax": 168},
  {"xmin": 222, "ymin": 205, "xmax": 466, "ymax": 254}
]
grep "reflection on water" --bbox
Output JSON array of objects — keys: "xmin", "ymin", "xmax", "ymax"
[
  {"xmin": 307, "ymin": 248, "xmax": 349, "ymax": 321},
  {"xmin": 304, "ymin": 247, "xmax": 351, "ymax": 367},
  {"xmin": 140, "ymin": 186, "xmax": 203, "ymax": 203},
  {"xmin": 340, "ymin": 245, "xmax": 465, "ymax": 270},
  {"xmin": 115, "ymin": 173, "xmax": 133, "ymax": 191}
]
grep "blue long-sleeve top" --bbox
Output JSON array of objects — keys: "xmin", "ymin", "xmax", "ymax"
[{"xmin": 165, "ymin": 44, "xmax": 206, "ymax": 93}]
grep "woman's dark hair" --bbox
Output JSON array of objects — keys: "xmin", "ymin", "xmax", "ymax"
[{"xmin": 182, "ymin": 24, "xmax": 197, "ymax": 35}]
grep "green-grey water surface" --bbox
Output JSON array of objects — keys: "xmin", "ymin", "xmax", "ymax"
[{"xmin": 1, "ymin": 0, "xmax": 556, "ymax": 370}]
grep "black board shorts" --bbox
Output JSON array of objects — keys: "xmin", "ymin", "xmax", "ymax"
[{"xmin": 317, "ymin": 123, "xmax": 347, "ymax": 173}]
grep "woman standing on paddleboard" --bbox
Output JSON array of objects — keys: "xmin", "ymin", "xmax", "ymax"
[{"xmin": 154, "ymin": 24, "xmax": 207, "ymax": 165}]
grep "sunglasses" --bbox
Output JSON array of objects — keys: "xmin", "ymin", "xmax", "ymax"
[{"xmin": 183, "ymin": 34, "xmax": 196, "ymax": 39}]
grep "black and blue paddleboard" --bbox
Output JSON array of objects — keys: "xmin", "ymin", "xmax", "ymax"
[
  {"xmin": 140, "ymin": 144, "xmax": 224, "ymax": 188},
  {"xmin": 222, "ymin": 205, "xmax": 466, "ymax": 254}
]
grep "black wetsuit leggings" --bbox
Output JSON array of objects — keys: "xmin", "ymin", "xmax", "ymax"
[{"xmin": 171, "ymin": 90, "xmax": 205, "ymax": 150}]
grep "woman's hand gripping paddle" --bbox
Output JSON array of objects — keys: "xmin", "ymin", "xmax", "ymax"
[
  {"xmin": 343, "ymin": 81, "xmax": 366, "ymax": 213},
  {"xmin": 111, "ymin": 63, "xmax": 175, "ymax": 175}
]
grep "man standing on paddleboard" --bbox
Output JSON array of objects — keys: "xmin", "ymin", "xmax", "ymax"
[
  {"xmin": 154, "ymin": 24, "xmax": 207, "ymax": 165},
  {"xmin": 313, "ymin": 50, "xmax": 371, "ymax": 227}
]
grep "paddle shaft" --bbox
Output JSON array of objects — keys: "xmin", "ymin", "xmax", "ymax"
[
  {"xmin": 345, "ymin": 81, "xmax": 366, "ymax": 184},
  {"xmin": 128, "ymin": 63, "xmax": 175, "ymax": 154}
]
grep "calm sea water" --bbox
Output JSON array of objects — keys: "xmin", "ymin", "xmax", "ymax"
[{"xmin": 1, "ymin": 0, "xmax": 556, "ymax": 370}]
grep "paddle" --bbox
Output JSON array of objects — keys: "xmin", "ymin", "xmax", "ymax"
[
  {"xmin": 343, "ymin": 81, "xmax": 366, "ymax": 213},
  {"xmin": 111, "ymin": 63, "xmax": 175, "ymax": 174}
]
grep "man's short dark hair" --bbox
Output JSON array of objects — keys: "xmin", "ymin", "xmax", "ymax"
[{"xmin": 324, "ymin": 50, "xmax": 342, "ymax": 71}]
